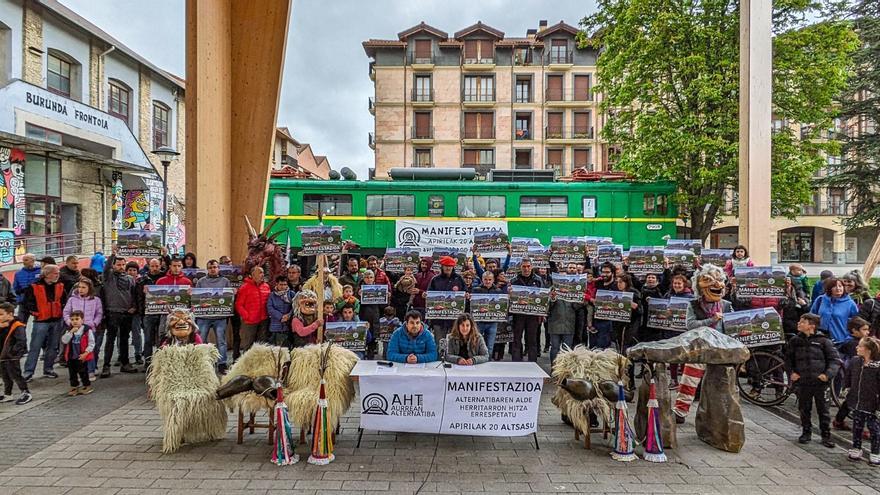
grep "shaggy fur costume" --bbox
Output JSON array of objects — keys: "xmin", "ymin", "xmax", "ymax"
[
  {"xmin": 551, "ymin": 345, "xmax": 628, "ymax": 438},
  {"xmin": 147, "ymin": 344, "xmax": 228, "ymax": 453},
  {"xmin": 302, "ymin": 273, "xmax": 343, "ymax": 303},
  {"xmin": 286, "ymin": 343, "xmax": 358, "ymax": 430},
  {"xmin": 221, "ymin": 344, "xmax": 291, "ymax": 415}
]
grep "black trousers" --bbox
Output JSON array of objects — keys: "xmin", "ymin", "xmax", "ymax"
[
  {"xmin": 512, "ymin": 315, "xmax": 541, "ymax": 362},
  {"xmin": 1, "ymin": 359, "xmax": 27, "ymax": 394},
  {"xmin": 796, "ymin": 382, "xmax": 830, "ymax": 435},
  {"xmin": 67, "ymin": 358, "xmax": 90, "ymax": 387},
  {"xmin": 103, "ymin": 312, "xmax": 133, "ymax": 367},
  {"xmin": 852, "ymin": 410, "xmax": 880, "ymax": 455}
]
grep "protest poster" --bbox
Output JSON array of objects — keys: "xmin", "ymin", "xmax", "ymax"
[
  {"xmin": 298, "ymin": 226, "xmax": 343, "ymax": 256},
  {"xmin": 597, "ymin": 244, "xmax": 624, "ymax": 265},
  {"xmin": 647, "ymin": 298, "xmax": 672, "ymax": 330},
  {"xmin": 722, "ymin": 307, "xmax": 784, "ymax": 347},
  {"xmin": 117, "ymin": 229, "xmax": 162, "ymax": 257},
  {"xmin": 470, "ymin": 293, "xmax": 509, "ymax": 322},
  {"xmin": 700, "ymin": 248, "xmax": 733, "ymax": 268},
  {"xmin": 508, "ymin": 285, "xmax": 551, "ymax": 316},
  {"xmin": 395, "ymin": 219, "xmax": 508, "ymax": 257},
  {"xmin": 550, "ymin": 236, "xmax": 586, "ymax": 263},
  {"xmin": 425, "ymin": 291, "xmax": 466, "ymax": 320},
  {"xmin": 377, "ymin": 317, "xmax": 399, "ymax": 343},
  {"xmin": 219, "ymin": 265, "xmax": 244, "ymax": 288},
  {"xmin": 145, "ymin": 285, "xmax": 190, "ymax": 315},
  {"xmin": 628, "ymin": 246, "xmax": 665, "ymax": 276},
  {"xmin": 432, "ymin": 246, "xmax": 468, "ymax": 272},
  {"xmin": 473, "ymin": 229, "xmax": 509, "ymax": 258},
  {"xmin": 667, "ymin": 238, "xmax": 702, "ymax": 256},
  {"xmin": 594, "ymin": 289, "xmax": 634, "ymax": 322},
  {"xmin": 585, "ymin": 236, "xmax": 613, "ymax": 260},
  {"xmin": 668, "ymin": 297, "xmax": 692, "ymax": 332},
  {"xmin": 664, "ymin": 248, "xmax": 696, "ymax": 272},
  {"xmin": 384, "ymin": 247, "xmax": 420, "ymax": 273},
  {"xmin": 734, "ymin": 266, "xmax": 787, "ymax": 298},
  {"xmin": 527, "ymin": 245, "xmax": 550, "ymax": 269},
  {"xmin": 505, "ymin": 257, "xmax": 522, "ymax": 279},
  {"xmin": 190, "ymin": 287, "xmax": 235, "ymax": 317},
  {"xmin": 511, "ymin": 237, "xmax": 542, "ymax": 256},
  {"xmin": 495, "ymin": 321, "xmax": 513, "ymax": 344},
  {"xmin": 182, "ymin": 268, "xmax": 207, "ymax": 283},
  {"xmin": 552, "ymin": 273, "xmax": 588, "ymax": 304},
  {"xmin": 441, "ymin": 372, "xmax": 544, "ymax": 436},
  {"xmin": 360, "ymin": 284, "xmax": 389, "ymax": 305},
  {"xmin": 324, "ymin": 321, "xmax": 368, "ymax": 352}
]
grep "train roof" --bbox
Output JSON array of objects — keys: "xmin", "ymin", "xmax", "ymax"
[{"xmin": 269, "ymin": 178, "xmax": 676, "ymax": 192}]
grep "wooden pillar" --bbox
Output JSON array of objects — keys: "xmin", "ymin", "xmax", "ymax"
[
  {"xmin": 863, "ymin": 233, "xmax": 880, "ymax": 281},
  {"xmin": 185, "ymin": 0, "xmax": 291, "ymax": 263},
  {"xmin": 737, "ymin": 0, "xmax": 773, "ymax": 266}
]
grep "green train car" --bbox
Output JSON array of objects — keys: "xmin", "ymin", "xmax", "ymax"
[{"xmin": 264, "ymin": 176, "xmax": 678, "ymax": 255}]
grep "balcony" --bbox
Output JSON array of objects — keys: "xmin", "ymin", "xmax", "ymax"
[
  {"xmin": 800, "ymin": 200, "xmax": 850, "ymax": 216},
  {"xmin": 411, "ymin": 89, "xmax": 434, "ymax": 106},
  {"xmin": 409, "ymin": 53, "xmax": 434, "ymax": 71},
  {"xmin": 410, "ymin": 126, "xmax": 434, "ymax": 143},
  {"xmin": 462, "ymin": 125, "xmax": 495, "ymax": 143},
  {"xmin": 545, "ymin": 126, "xmax": 595, "ymax": 142},
  {"xmin": 546, "ymin": 52, "xmax": 574, "ymax": 69},
  {"xmin": 463, "ymin": 56, "xmax": 496, "ymax": 71},
  {"xmin": 368, "ymin": 132, "xmax": 375, "ymax": 150},
  {"xmin": 514, "ymin": 51, "xmax": 535, "ymax": 66},
  {"xmin": 544, "ymin": 88, "xmax": 594, "ymax": 106},
  {"xmin": 368, "ymin": 97, "xmax": 375, "ymax": 115},
  {"xmin": 462, "ymin": 90, "xmax": 496, "ymax": 107},
  {"xmin": 369, "ymin": 61, "xmax": 376, "ymax": 81}
]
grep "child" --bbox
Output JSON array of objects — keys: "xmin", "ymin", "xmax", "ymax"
[
  {"xmin": 378, "ymin": 306, "xmax": 400, "ymax": 359},
  {"xmin": 336, "ymin": 285, "xmax": 360, "ymax": 314},
  {"xmin": 322, "ymin": 301, "xmax": 337, "ymax": 323},
  {"xmin": 834, "ymin": 317, "xmax": 871, "ymax": 430},
  {"xmin": 267, "ymin": 275, "xmax": 294, "ymax": 349},
  {"xmin": 338, "ymin": 303, "xmax": 367, "ymax": 359},
  {"xmin": 359, "ymin": 270, "xmax": 382, "ymax": 359},
  {"xmin": 0, "ymin": 302, "xmax": 31, "ymax": 405},
  {"xmin": 785, "ymin": 313, "xmax": 840, "ymax": 447},
  {"xmin": 845, "ymin": 336, "xmax": 880, "ymax": 465},
  {"xmin": 60, "ymin": 310, "xmax": 95, "ymax": 396}
]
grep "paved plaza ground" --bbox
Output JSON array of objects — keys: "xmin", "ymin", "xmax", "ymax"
[{"xmin": 1, "ymin": 359, "xmax": 879, "ymax": 495}]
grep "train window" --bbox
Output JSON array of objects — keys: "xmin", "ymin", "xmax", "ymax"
[
  {"xmin": 428, "ymin": 195, "xmax": 444, "ymax": 217},
  {"xmin": 272, "ymin": 193, "xmax": 290, "ymax": 216},
  {"xmin": 366, "ymin": 194, "xmax": 415, "ymax": 217},
  {"xmin": 458, "ymin": 195, "xmax": 505, "ymax": 218},
  {"xmin": 520, "ymin": 196, "xmax": 567, "ymax": 217},
  {"xmin": 303, "ymin": 194, "xmax": 352, "ymax": 216},
  {"xmin": 643, "ymin": 193, "xmax": 656, "ymax": 216},
  {"xmin": 656, "ymin": 194, "xmax": 668, "ymax": 215},
  {"xmin": 582, "ymin": 196, "xmax": 597, "ymax": 218}
]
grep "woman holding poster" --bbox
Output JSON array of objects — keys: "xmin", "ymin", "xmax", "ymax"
[{"xmin": 444, "ymin": 314, "xmax": 489, "ymax": 366}]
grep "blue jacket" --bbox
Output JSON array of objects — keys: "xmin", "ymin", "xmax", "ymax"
[
  {"xmin": 90, "ymin": 252, "xmax": 106, "ymax": 273},
  {"xmin": 386, "ymin": 325, "xmax": 438, "ymax": 363},
  {"xmin": 811, "ymin": 279, "xmax": 825, "ymax": 304},
  {"xmin": 12, "ymin": 265, "xmax": 41, "ymax": 303},
  {"xmin": 810, "ymin": 294, "xmax": 859, "ymax": 343},
  {"xmin": 266, "ymin": 291, "xmax": 294, "ymax": 333}
]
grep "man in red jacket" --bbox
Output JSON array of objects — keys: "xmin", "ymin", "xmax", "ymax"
[
  {"xmin": 156, "ymin": 258, "xmax": 193, "ymax": 287},
  {"xmin": 235, "ymin": 266, "xmax": 270, "ymax": 353}
]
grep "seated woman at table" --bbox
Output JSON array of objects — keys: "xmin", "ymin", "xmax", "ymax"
[
  {"xmin": 445, "ymin": 313, "xmax": 489, "ymax": 366},
  {"xmin": 386, "ymin": 310, "xmax": 438, "ymax": 364}
]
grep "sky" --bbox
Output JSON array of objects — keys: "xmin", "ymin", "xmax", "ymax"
[{"xmin": 59, "ymin": 0, "xmax": 599, "ymax": 178}]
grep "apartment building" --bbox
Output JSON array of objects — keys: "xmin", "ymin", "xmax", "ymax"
[
  {"xmin": 271, "ymin": 126, "xmax": 331, "ymax": 179},
  {"xmin": 364, "ymin": 20, "xmax": 607, "ymax": 179},
  {"xmin": 0, "ymin": 0, "xmax": 186, "ymax": 253}
]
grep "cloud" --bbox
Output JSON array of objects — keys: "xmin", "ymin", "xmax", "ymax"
[{"xmin": 59, "ymin": 0, "xmax": 597, "ymax": 178}]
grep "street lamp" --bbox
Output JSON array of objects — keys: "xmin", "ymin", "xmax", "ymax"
[{"xmin": 151, "ymin": 146, "xmax": 179, "ymax": 248}]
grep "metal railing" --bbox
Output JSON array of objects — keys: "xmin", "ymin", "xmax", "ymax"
[
  {"xmin": 462, "ymin": 163, "xmax": 496, "ymax": 176},
  {"xmin": 546, "ymin": 52, "xmax": 574, "ymax": 64},
  {"xmin": 463, "ymin": 56, "xmax": 496, "ymax": 65},
  {"xmin": 16, "ymin": 231, "xmax": 104, "ymax": 260},
  {"xmin": 544, "ymin": 88, "xmax": 593, "ymax": 102},
  {"xmin": 462, "ymin": 125, "xmax": 495, "ymax": 140},
  {"xmin": 544, "ymin": 126, "xmax": 595, "ymax": 139},
  {"xmin": 411, "ymin": 89, "xmax": 434, "ymax": 103},
  {"xmin": 411, "ymin": 126, "xmax": 434, "ymax": 139},
  {"xmin": 368, "ymin": 97, "xmax": 375, "ymax": 112},
  {"xmin": 800, "ymin": 200, "xmax": 850, "ymax": 216},
  {"xmin": 410, "ymin": 53, "xmax": 434, "ymax": 64},
  {"xmin": 514, "ymin": 128, "xmax": 533, "ymax": 140},
  {"xmin": 462, "ymin": 91, "xmax": 495, "ymax": 103},
  {"xmin": 368, "ymin": 132, "xmax": 375, "ymax": 149}
]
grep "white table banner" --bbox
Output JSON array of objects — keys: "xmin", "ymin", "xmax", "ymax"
[
  {"xmin": 440, "ymin": 375, "xmax": 544, "ymax": 436},
  {"xmin": 358, "ymin": 372, "xmax": 445, "ymax": 434}
]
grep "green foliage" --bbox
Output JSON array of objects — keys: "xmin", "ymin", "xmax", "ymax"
[
  {"xmin": 823, "ymin": 0, "xmax": 880, "ymax": 230},
  {"xmin": 580, "ymin": 0, "xmax": 859, "ymax": 241}
]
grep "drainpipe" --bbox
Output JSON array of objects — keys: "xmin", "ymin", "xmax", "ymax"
[
  {"xmin": 98, "ymin": 45, "xmax": 116, "ymax": 109},
  {"xmin": 99, "ymin": 167, "xmax": 107, "ymax": 252}
]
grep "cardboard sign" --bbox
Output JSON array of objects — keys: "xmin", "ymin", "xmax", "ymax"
[
  {"xmin": 219, "ymin": 265, "xmax": 245, "ymax": 288},
  {"xmin": 299, "ymin": 226, "xmax": 343, "ymax": 256},
  {"xmin": 145, "ymin": 285, "xmax": 190, "ymax": 315},
  {"xmin": 551, "ymin": 274, "xmax": 588, "ymax": 304},
  {"xmin": 117, "ymin": 229, "xmax": 162, "ymax": 257},
  {"xmin": 377, "ymin": 317, "xmax": 399, "ymax": 343},
  {"xmin": 550, "ymin": 236, "xmax": 586, "ymax": 263},
  {"xmin": 526, "ymin": 245, "xmax": 550, "ymax": 269},
  {"xmin": 647, "ymin": 298, "xmax": 672, "ymax": 330},
  {"xmin": 384, "ymin": 248, "xmax": 420, "ymax": 273},
  {"xmin": 734, "ymin": 266, "xmax": 787, "ymax": 298},
  {"xmin": 628, "ymin": 246, "xmax": 665, "ymax": 276},
  {"xmin": 182, "ymin": 268, "xmax": 207, "ymax": 283},
  {"xmin": 585, "ymin": 236, "xmax": 613, "ymax": 260},
  {"xmin": 190, "ymin": 287, "xmax": 235, "ymax": 317},
  {"xmin": 324, "ymin": 321, "xmax": 368, "ymax": 352},
  {"xmin": 594, "ymin": 289, "xmax": 633, "ymax": 322},
  {"xmin": 511, "ymin": 237, "xmax": 542, "ymax": 256},
  {"xmin": 470, "ymin": 293, "xmax": 509, "ymax": 322},
  {"xmin": 473, "ymin": 229, "xmax": 509, "ymax": 258},
  {"xmin": 425, "ymin": 291, "xmax": 466, "ymax": 320},
  {"xmin": 508, "ymin": 285, "xmax": 550, "ymax": 316},
  {"xmin": 723, "ymin": 307, "xmax": 784, "ymax": 347},
  {"xmin": 360, "ymin": 284, "xmax": 389, "ymax": 305}
]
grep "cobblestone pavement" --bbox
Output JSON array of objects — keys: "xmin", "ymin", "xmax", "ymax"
[{"xmin": 1, "ymin": 360, "xmax": 879, "ymax": 495}]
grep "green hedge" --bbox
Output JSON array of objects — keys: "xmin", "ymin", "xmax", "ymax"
[{"xmin": 804, "ymin": 277, "xmax": 880, "ymax": 295}]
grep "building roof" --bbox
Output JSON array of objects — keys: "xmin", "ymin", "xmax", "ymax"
[
  {"xmin": 453, "ymin": 21, "xmax": 504, "ymax": 40},
  {"xmin": 397, "ymin": 21, "xmax": 448, "ymax": 40},
  {"xmin": 37, "ymin": 0, "xmax": 184, "ymax": 90},
  {"xmin": 535, "ymin": 21, "xmax": 580, "ymax": 39},
  {"xmin": 362, "ymin": 39, "xmax": 407, "ymax": 57},
  {"xmin": 276, "ymin": 126, "xmax": 300, "ymax": 145}
]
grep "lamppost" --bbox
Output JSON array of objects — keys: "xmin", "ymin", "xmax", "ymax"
[{"xmin": 151, "ymin": 146, "xmax": 179, "ymax": 248}]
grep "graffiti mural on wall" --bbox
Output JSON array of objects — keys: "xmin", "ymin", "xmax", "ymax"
[
  {"xmin": 111, "ymin": 171, "xmax": 123, "ymax": 241},
  {"xmin": 165, "ymin": 195, "xmax": 186, "ymax": 255},
  {"xmin": 144, "ymin": 178, "xmax": 164, "ymax": 233},
  {"xmin": 0, "ymin": 147, "xmax": 26, "ymax": 235},
  {"xmin": 122, "ymin": 190, "xmax": 151, "ymax": 230}
]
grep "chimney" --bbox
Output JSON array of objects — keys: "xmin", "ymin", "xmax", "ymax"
[
  {"xmin": 538, "ymin": 20, "xmax": 548, "ymax": 32},
  {"xmin": 526, "ymin": 28, "xmax": 537, "ymax": 39}
]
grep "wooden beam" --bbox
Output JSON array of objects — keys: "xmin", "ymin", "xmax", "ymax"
[{"xmin": 863, "ymin": 233, "xmax": 880, "ymax": 281}]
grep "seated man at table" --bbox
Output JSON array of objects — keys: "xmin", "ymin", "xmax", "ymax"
[{"xmin": 386, "ymin": 310, "xmax": 438, "ymax": 364}]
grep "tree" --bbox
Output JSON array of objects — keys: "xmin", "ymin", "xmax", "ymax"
[
  {"xmin": 580, "ymin": 0, "xmax": 859, "ymax": 242},
  {"xmin": 824, "ymin": 0, "xmax": 880, "ymax": 230}
]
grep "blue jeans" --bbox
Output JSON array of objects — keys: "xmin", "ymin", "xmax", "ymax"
[
  {"xmin": 141, "ymin": 315, "xmax": 162, "ymax": 364},
  {"xmin": 196, "ymin": 318, "xmax": 228, "ymax": 365},
  {"xmin": 593, "ymin": 320, "xmax": 613, "ymax": 349},
  {"xmin": 25, "ymin": 320, "xmax": 62, "ymax": 376},
  {"xmin": 549, "ymin": 334, "xmax": 574, "ymax": 364},
  {"xmin": 477, "ymin": 322, "xmax": 497, "ymax": 353},
  {"xmin": 130, "ymin": 315, "xmax": 143, "ymax": 357},
  {"xmin": 90, "ymin": 329, "xmax": 104, "ymax": 374}
]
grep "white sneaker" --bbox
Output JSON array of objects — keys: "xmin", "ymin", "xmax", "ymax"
[
  {"xmin": 15, "ymin": 392, "xmax": 32, "ymax": 405},
  {"xmin": 0, "ymin": 394, "xmax": 15, "ymax": 403},
  {"xmin": 870, "ymin": 453, "xmax": 880, "ymax": 466},
  {"xmin": 848, "ymin": 449, "xmax": 862, "ymax": 461}
]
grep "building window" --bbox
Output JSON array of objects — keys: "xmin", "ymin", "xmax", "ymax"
[
  {"xmin": 463, "ymin": 112, "xmax": 494, "ymax": 139},
  {"xmin": 414, "ymin": 39, "xmax": 432, "ymax": 63},
  {"xmin": 413, "ymin": 112, "xmax": 432, "ymax": 139},
  {"xmin": 24, "ymin": 154, "xmax": 62, "ymax": 235},
  {"xmin": 514, "ymin": 149, "xmax": 532, "ymax": 170},
  {"xmin": 47, "ymin": 53, "xmax": 71, "ymax": 97},
  {"xmin": 515, "ymin": 76, "xmax": 532, "ymax": 103},
  {"xmin": 415, "ymin": 148, "xmax": 432, "ymax": 168},
  {"xmin": 547, "ymin": 149, "xmax": 564, "ymax": 175},
  {"xmin": 413, "ymin": 75, "xmax": 432, "ymax": 102},
  {"xmin": 153, "ymin": 102, "xmax": 170, "ymax": 148},
  {"xmin": 549, "ymin": 39, "xmax": 569, "ymax": 64},
  {"xmin": 25, "ymin": 123, "xmax": 62, "ymax": 145},
  {"xmin": 520, "ymin": 196, "xmax": 567, "ymax": 217},
  {"xmin": 463, "ymin": 75, "xmax": 494, "ymax": 102},
  {"xmin": 515, "ymin": 113, "xmax": 532, "ymax": 140},
  {"xmin": 582, "ymin": 196, "xmax": 597, "ymax": 218},
  {"xmin": 367, "ymin": 195, "xmax": 415, "ymax": 217},
  {"xmin": 463, "ymin": 40, "xmax": 494, "ymax": 64},
  {"xmin": 546, "ymin": 75, "xmax": 563, "ymax": 101},
  {"xmin": 458, "ymin": 195, "xmax": 505, "ymax": 218},
  {"xmin": 574, "ymin": 148, "xmax": 592, "ymax": 171},
  {"xmin": 108, "ymin": 80, "xmax": 131, "ymax": 125},
  {"xmin": 574, "ymin": 112, "xmax": 591, "ymax": 138},
  {"xmin": 514, "ymin": 47, "xmax": 533, "ymax": 65},
  {"xmin": 642, "ymin": 193, "xmax": 669, "ymax": 216},
  {"xmin": 546, "ymin": 112, "xmax": 563, "ymax": 138},
  {"xmin": 573, "ymin": 74, "xmax": 591, "ymax": 101},
  {"xmin": 272, "ymin": 193, "xmax": 290, "ymax": 215},
  {"xmin": 303, "ymin": 194, "xmax": 351, "ymax": 216}
]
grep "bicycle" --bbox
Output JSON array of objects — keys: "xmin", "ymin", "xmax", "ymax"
[{"xmin": 736, "ymin": 347, "xmax": 792, "ymax": 407}]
